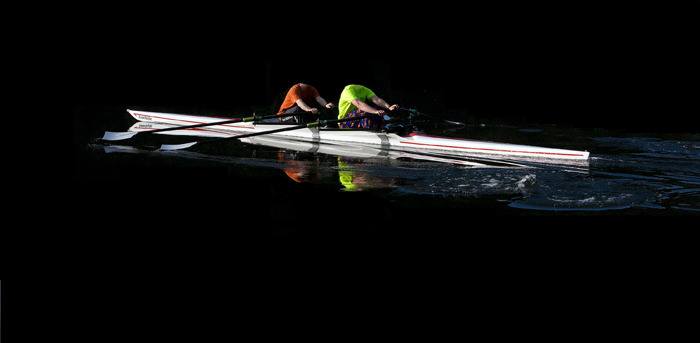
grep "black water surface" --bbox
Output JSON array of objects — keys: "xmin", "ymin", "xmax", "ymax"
[{"xmin": 73, "ymin": 107, "xmax": 699, "ymax": 242}]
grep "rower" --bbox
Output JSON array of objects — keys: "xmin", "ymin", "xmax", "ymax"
[
  {"xmin": 337, "ymin": 84, "xmax": 399, "ymax": 129},
  {"xmin": 277, "ymin": 83, "xmax": 335, "ymax": 124}
]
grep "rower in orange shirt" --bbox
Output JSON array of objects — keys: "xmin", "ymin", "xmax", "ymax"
[{"xmin": 277, "ymin": 83, "xmax": 335, "ymax": 124}]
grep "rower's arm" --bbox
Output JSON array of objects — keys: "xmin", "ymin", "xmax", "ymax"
[
  {"xmin": 369, "ymin": 96, "xmax": 398, "ymax": 111},
  {"xmin": 316, "ymin": 96, "xmax": 335, "ymax": 108},
  {"xmin": 295, "ymin": 99, "xmax": 316, "ymax": 112},
  {"xmin": 351, "ymin": 99, "xmax": 381, "ymax": 114}
]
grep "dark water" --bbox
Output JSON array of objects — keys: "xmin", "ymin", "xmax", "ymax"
[
  {"xmin": 72, "ymin": 111, "xmax": 700, "ymax": 241},
  {"xmin": 81, "ymin": 125, "xmax": 700, "ymax": 212}
]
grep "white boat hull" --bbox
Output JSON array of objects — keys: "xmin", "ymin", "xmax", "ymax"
[{"xmin": 127, "ymin": 109, "xmax": 590, "ymax": 163}]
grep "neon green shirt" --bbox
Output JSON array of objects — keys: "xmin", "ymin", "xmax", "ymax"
[{"xmin": 338, "ymin": 85, "xmax": 376, "ymax": 119}]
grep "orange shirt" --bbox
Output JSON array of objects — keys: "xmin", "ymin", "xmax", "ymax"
[{"xmin": 277, "ymin": 83, "xmax": 320, "ymax": 114}]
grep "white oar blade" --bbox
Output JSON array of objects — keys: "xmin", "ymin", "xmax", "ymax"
[
  {"xmin": 101, "ymin": 131, "xmax": 138, "ymax": 141},
  {"xmin": 158, "ymin": 142, "xmax": 198, "ymax": 151}
]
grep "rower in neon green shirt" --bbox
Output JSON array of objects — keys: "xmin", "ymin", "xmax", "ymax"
[{"xmin": 337, "ymin": 84, "xmax": 400, "ymax": 129}]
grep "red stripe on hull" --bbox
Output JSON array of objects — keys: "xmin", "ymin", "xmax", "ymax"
[{"xmin": 400, "ymin": 141, "xmax": 585, "ymax": 157}]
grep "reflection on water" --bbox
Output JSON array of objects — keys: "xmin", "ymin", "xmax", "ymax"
[
  {"xmin": 337, "ymin": 158, "xmax": 397, "ymax": 192},
  {"xmin": 266, "ymin": 149, "xmax": 401, "ymax": 191},
  {"xmin": 271, "ymin": 151, "xmax": 398, "ymax": 191},
  {"xmin": 90, "ymin": 127, "xmax": 700, "ymax": 213}
]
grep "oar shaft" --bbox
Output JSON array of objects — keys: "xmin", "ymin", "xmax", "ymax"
[
  {"xmin": 158, "ymin": 114, "xmax": 373, "ymax": 151},
  {"xmin": 101, "ymin": 111, "xmax": 311, "ymax": 141},
  {"xmin": 136, "ymin": 112, "xmax": 292, "ymax": 134},
  {"xmin": 206, "ymin": 115, "xmax": 373, "ymax": 141},
  {"xmin": 138, "ymin": 117, "xmax": 249, "ymax": 134}
]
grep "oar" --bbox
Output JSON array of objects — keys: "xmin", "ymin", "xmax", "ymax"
[
  {"xmin": 159, "ymin": 115, "xmax": 373, "ymax": 151},
  {"xmin": 100, "ymin": 112, "xmax": 301, "ymax": 141},
  {"xmin": 398, "ymin": 107, "xmax": 466, "ymax": 127}
]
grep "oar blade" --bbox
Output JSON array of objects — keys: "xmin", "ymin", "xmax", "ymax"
[
  {"xmin": 158, "ymin": 142, "xmax": 199, "ymax": 151},
  {"xmin": 101, "ymin": 131, "xmax": 139, "ymax": 141}
]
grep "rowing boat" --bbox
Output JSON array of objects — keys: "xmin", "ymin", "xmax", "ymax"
[
  {"xmin": 128, "ymin": 121, "xmax": 539, "ymax": 168},
  {"xmin": 126, "ymin": 109, "xmax": 590, "ymax": 164}
]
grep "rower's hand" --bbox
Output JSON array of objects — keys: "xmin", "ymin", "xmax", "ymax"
[
  {"xmin": 309, "ymin": 108, "xmax": 320, "ymax": 114},
  {"xmin": 375, "ymin": 109, "xmax": 386, "ymax": 115},
  {"xmin": 325, "ymin": 103, "xmax": 335, "ymax": 109},
  {"xmin": 388, "ymin": 104, "xmax": 399, "ymax": 111}
]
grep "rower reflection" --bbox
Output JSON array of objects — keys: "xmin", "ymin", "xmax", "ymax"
[
  {"xmin": 337, "ymin": 158, "xmax": 397, "ymax": 192},
  {"xmin": 273, "ymin": 149, "xmax": 397, "ymax": 191},
  {"xmin": 276, "ymin": 150, "xmax": 323, "ymax": 184}
]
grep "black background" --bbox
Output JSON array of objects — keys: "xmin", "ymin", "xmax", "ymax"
[{"xmin": 68, "ymin": 4, "xmax": 698, "ymax": 132}]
